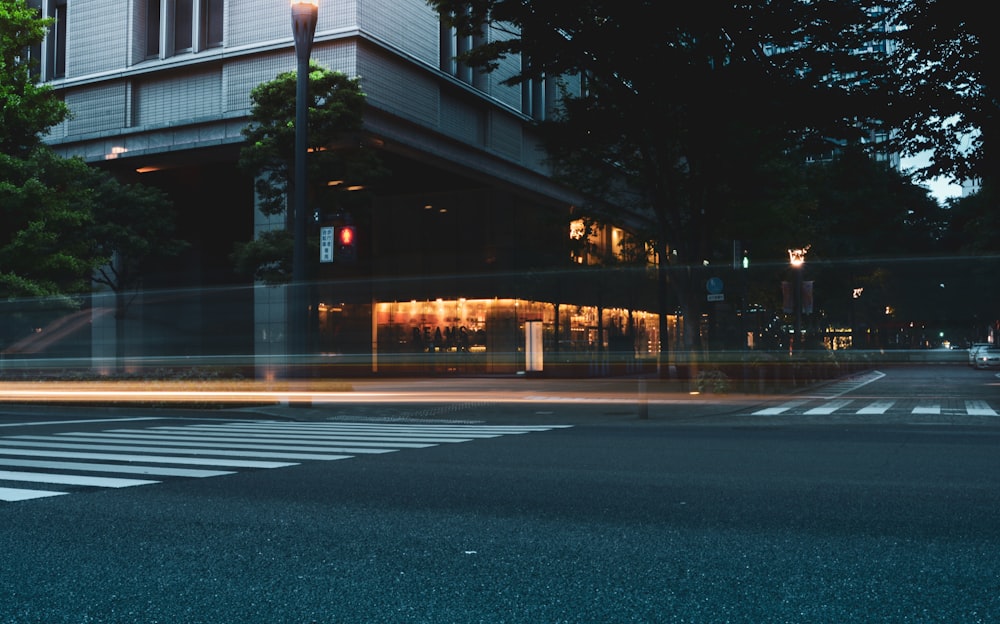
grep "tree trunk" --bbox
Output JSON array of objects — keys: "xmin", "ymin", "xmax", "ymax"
[{"xmin": 114, "ymin": 288, "xmax": 127, "ymax": 374}]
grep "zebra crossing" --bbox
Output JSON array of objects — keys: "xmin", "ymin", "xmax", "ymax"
[
  {"xmin": 751, "ymin": 398, "xmax": 1000, "ymax": 417},
  {"xmin": 0, "ymin": 420, "xmax": 571, "ymax": 503}
]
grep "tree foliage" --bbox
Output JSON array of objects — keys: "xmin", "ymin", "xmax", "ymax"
[
  {"xmin": 428, "ymin": 0, "xmax": 894, "ymax": 351},
  {"xmin": 0, "ymin": 0, "xmax": 68, "ymax": 157},
  {"xmin": 235, "ymin": 62, "xmax": 383, "ymax": 282},
  {"xmin": 0, "ymin": 0, "xmax": 91, "ymax": 299},
  {"xmin": 88, "ymin": 176, "xmax": 187, "ymax": 296},
  {"xmin": 0, "ymin": 144, "xmax": 99, "ymax": 298},
  {"xmin": 1, "ymin": 0, "xmax": 185, "ymax": 356},
  {"xmin": 887, "ymin": 0, "xmax": 996, "ymax": 185}
]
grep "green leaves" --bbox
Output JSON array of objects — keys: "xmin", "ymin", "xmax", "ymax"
[
  {"xmin": 0, "ymin": 0, "xmax": 69, "ymax": 156},
  {"xmin": 0, "ymin": 150, "xmax": 99, "ymax": 298},
  {"xmin": 237, "ymin": 61, "xmax": 383, "ymax": 282},
  {"xmin": 87, "ymin": 175, "xmax": 187, "ymax": 293}
]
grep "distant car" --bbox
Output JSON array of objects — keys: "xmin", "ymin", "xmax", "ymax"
[
  {"xmin": 969, "ymin": 343, "xmax": 993, "ymax": 367},
  {"xmin": 974, "ymin": 346, "xmax": 1000, "ymax": 369}
]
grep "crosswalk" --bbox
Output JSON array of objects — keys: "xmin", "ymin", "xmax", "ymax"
[
  {"xmin": 751, "ymin": 398, "xmax": 1000, "ymax": 417},
  {"xmin": 0, "ymin": 420, "xmax": 571, "ymax": 503}
]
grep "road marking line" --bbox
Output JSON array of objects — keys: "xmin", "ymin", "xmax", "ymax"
[
  {"xmin": 857, "ymin": 400, "xmax": 895, "ymax": 415},
  {"xmin": 120, "ymin": 428, "xmax": 481, "ymax": 443},
  {"xmin": 753, "ymin": 400, "xmax": 807, "ymax": 416},
  {"xmin": 0, "ymin": 447, "xmax": 295, "ymax": 468},
  {"xmin": 912, "ymin": 405, "xmax": 941, "ymax": 415},
  {"xmin": 816, "ymin": 370, "xmax": 886, "ymax": 398},
  {"xmin": 0, "ymin": 417, "xmax": 162, "ymax": 428},
  {"xmin": 0, "ymin": 487, "xmax": 66, "ymax": 502},
  {"xmin": 187, "ymin": 423, "xmax": 560, "ymax": 434},
  {"xmin": 0, "ymin": 440, "xmax": 349, "ymax": 462},
  {"xmin": 0, "ymin": 421, "xmax": 574, "ymax": 504},
  {"xmin": 0, "ymin": 470, "xmax": 157, "ymax": 488},
  {"xmin": 0, "ymin": 458, "xmax": 233, "ymax": 478},
  {"xmin": 39, "ymin": 433, "xmax": 426, "ymax": 450},
  {"xmin": 804, "ymin": 399, "xmax": 853, "ymax": 415},
  {"xmin": 965, "ymin": 400, "xmax": 998, "ymax": 416}
]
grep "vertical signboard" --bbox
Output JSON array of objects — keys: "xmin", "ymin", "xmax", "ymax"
[
  {"xmin": 319, "ymin": 226, "xmax": 334, "ymax": 263},
  {"xmin": 525, "ymin": 320, "xmax": 543, "ymax": 373}
]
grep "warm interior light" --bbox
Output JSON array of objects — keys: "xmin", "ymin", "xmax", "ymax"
[
  {"xmin": 104, "ymin": 146, "xmax": 128, "ymax": 160},
  {"xmin": 291, "ymin": 0, "xmax": 319, "ymax": 6},
  {"xmin": 787, "ymin": 245, "xmax": 810, "ymax": 267}
]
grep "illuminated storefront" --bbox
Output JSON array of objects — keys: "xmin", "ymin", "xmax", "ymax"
[{"xmin": 317, "ymin": 297, "xmax": 667, "ymax": 375}]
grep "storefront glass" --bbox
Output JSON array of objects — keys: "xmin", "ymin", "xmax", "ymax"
[{"xmin": 371, "ymin": 298, "xmax": 664, "ymax": 374}]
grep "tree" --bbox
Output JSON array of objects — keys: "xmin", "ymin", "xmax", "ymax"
[
  {"xmin": 87, "ymin": 175, "xmax": 187, "ymax": 369},
  {"xmin": 1, "ymin": 0, "xmax": 186, "ymax": 360},
  {"xmin": 784, "ymin": 148, "xmax": 945, "ymax": 345},
  {"xmin": 0, "ymin": 0, "xmax": 68, "ymax": 158},
  {"xmin": 886, "ymin": 1, "xmax": 998, "ymax": 340},
  {"xmin": 427, "ymin": 0, "xmax": 887, "ymax": 370},
  {"xmin": 0, "ymin": 150, "xmax": 99, "ymax": 299},
  {"xmin": 887, "ymin": 0, "xmax": 997, "ymax": 187},
  {"xmin": 235, "ymin": 62, "xmax": 384, "ymax": 283},
  {"xmin": 0, "ymin": 0, "xmax": 95, "ymax": 301}
]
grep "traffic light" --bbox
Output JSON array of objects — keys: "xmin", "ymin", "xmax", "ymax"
[{"xmin": 336, "ymin": 225, "xmax": 357, "ymax": 264}]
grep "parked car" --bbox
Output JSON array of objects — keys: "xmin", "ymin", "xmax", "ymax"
[
  {"xmin": 974, "ymin": 346, "xmax": 1000, "ymax": 369},
  {"xmin": 969, "ymin": 343, "xmax": 993, "ymax": 366}
]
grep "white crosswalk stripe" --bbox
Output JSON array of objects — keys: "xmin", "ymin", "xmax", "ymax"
[
  {"xmin": 965, "ymin": 400, "xmax": 998, "ymax": 416},
  {"xmin": 752, "ymin": 398, "xmax": 1000, "ymax": 418},
  {"xmin": 804, "ymin": 399, "xmax": 854, "ymax": 415},
  {"xmin": 752, "ymin": 400, "xmax": 808, "ymax": 416},
  {"xmin": 857, "ymin": 400, "xmax": 895, "ymax": 415},
  {"xmin": 0, "ymin": 420, "xmax": 570, "ymax": 503}
]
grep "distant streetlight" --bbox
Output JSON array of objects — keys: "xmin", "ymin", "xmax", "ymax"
[
  {"xmin": 291, "ymin": 0, "xmax": 318, "ymax": 360},
  {"xmin": 788, "ymin": 246, "xmax": 809, "ymax": 353}
]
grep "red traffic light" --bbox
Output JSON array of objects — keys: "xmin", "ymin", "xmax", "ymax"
[{"xmin": 338, "ymin": 226, "xmax": 355, "ymax": 245}]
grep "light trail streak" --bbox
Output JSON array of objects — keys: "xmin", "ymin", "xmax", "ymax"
[{"xmin": 0, "ymin": 377, "xmax": 744, "ymax": 407}]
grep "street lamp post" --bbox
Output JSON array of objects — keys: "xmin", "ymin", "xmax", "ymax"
[
  {"xmin": 290, "ymin": 0, "xmax": 318, "ymax": 362},
  {"xmin": 788, "ymin": 246, "xmax": 808, "ymax": 354}
]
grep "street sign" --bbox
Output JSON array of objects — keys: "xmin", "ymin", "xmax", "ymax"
[
  {"xmin": 706, "ymin": 277, "xmax": 724, "ymax": 294},
  {"xmin": 707, "ymin": 293, "xmax": 725, "ymax": 302},
  {"xmin": 319, "ymin": 226, "xmax": 334, "ymax": 263}
]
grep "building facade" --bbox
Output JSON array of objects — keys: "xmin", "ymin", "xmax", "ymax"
[{"xmin": 33, "ymin": 0, "xmax": 663, "ymax": 376}]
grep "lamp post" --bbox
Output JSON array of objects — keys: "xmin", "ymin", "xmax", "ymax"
[
  {"xmin": 788, "ymin": 246, "xmax": 808, "ymax": 354},
  {"xmin": 290, "ymin": 0, "xmax": 318, "ymax": 361}
]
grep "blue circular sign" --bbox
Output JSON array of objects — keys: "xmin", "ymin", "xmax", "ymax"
[{"xmin": 706, "ymin": 277, "xmax": 724, "ymax": 294}]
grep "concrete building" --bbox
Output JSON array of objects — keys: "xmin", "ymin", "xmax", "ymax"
[{"xmin": 33, "ymin": 0, "xmax": 662, "ymax": 376}]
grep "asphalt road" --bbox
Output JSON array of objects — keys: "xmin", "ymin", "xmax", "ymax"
[{"xmin": 0, "ymin": 364, "xmax": 998, "ymax": 623}]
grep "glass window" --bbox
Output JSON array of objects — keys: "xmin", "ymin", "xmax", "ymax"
[
  {"xmin": 202, "ymin": 0, "xmax": 223, "ymax": 48},
  {"xmin": 173, "ymin": 0, "xmax": 193, "ymax": 52},
  {"xmin": 46, "ymin": 0, "xmax": 67, "ymax": 79},
  {"xmin": 146, "ymin": 0, "xmax": 223, "ymax": 58},
  {"xmin": 146, "ymin": 0, "xmax": 161, "ymax": 57}
]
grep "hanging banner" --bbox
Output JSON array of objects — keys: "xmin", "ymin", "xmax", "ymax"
[
  {"xmin": 781, "ymin": 280, "xmax": 815, "ymax": 313},
  {"xmin": 801, "ymin": 280, "xmax": 814, "ymax": 314}
]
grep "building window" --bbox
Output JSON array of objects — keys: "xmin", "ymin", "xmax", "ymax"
[
  {"xmin": 145, "ymin": 0, "xmax": 223, "ymax": 59},
  {"xmin": 438, "ymin": 12, "xmax": 486, "ymax": 91},
  {"xmin": 201, "ymin": 0, "xmax": 224, "ymax": 49},
  {"xmin": 46, "ymin": 0, "xmax": 67, "ymax": 79},
  {"xmin": 146, "ymin": 0, "xmax": 161, "ymax": 57},
  {"xmin": 173, "ymin": 0, "xmax": 194, "ymax": 52}
]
